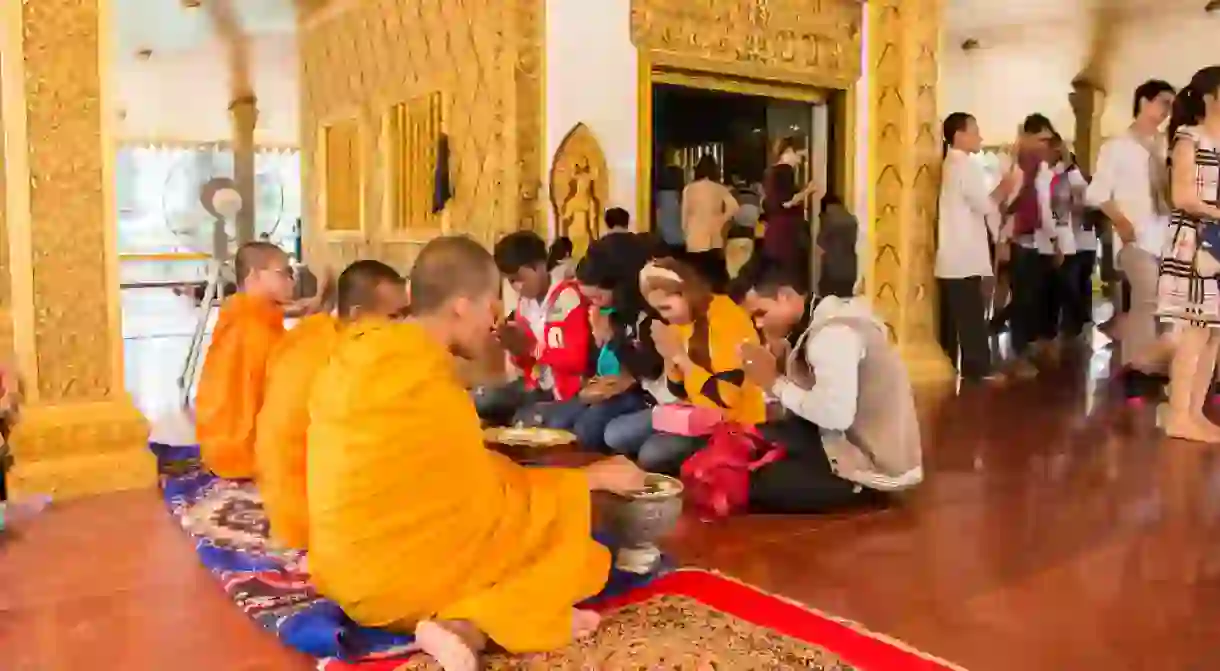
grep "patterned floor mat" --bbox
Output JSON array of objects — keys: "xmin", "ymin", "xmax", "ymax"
[{"xmin": 151, "ymin": 442, "xmax": 664, "ymax": 663}]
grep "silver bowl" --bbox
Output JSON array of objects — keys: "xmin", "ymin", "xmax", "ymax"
[{"xmin": 604, "ymin": 473, "xmax": 683, "ymax": 574}]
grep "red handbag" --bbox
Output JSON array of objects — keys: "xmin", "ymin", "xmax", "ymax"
[{"xmin": 680, "ymin": 423, "xmax": 786, "ymax": 519}]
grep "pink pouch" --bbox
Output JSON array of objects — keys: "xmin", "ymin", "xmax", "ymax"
[{"xmin": 651, "ymin": 404, "xmax": 724, "ymax": 437}]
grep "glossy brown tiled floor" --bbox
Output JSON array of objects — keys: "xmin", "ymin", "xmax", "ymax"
[{"xmin": 5, "ymin": 297, "xmax": 1220, "ymax": 669}]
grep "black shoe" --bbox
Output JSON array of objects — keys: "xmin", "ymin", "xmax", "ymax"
[{"xmin": 1123, "ymin": 370, "xmax": 1168, "ymax": 400}]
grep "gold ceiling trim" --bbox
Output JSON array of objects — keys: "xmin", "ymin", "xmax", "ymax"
[
  {"xmin": 631, "ymin": 0, "xmax": 863, "ymax": 230},
  {"xmin": 650, "ymin": 68, "xmax": 828, "ymax": 103},
  {"xmin": 117, "ymin": 138, "xmax": 300, "ymax": 153},
  {"xmin": 631, "ymin": 0, "xmax": 863, "ymax": 91}
]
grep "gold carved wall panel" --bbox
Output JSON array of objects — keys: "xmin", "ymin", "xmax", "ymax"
[
  {"xmin": 300, "ymin": 0, "xmax": 544, "ymax": 268},
  {"xmin": 550, "ymin": 124, "xmax": 610, "ymax": 260},
  {"xmin": 868, "ymin": 0, "xmax": 946, "ymax": 374},
  {"xmin": 630, "ymin": 0, "xmax": 862, "ymax": 89},
  {"xmin": 0, "ymin": 76, "xmax": 9, "ymax": 359},
  {"xmin": 0, "ymin": 75, "xmax": 8, "ymax": 312},
  {"xmin": 322, "ymin": 118, "xmax": 363, "ymax": 232},
  {"xmin": 19, "ymin": 0, "xmax": 114, "ymax": 402},
  {"xmin": 387, "ymin": 92, "xmax": 444, "ymax": 234}
]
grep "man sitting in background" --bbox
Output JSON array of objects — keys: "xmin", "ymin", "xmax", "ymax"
[
  {"xmin": 254, "ymin": 260, "xmax": 407, "ymax": 550},
  {"xmin": 816, "ymin": 194, "xmax": 859, "ymax": 298},
  {"xmin": 195, "ymin": 242, "xmax": 298, "ymax": 479}
]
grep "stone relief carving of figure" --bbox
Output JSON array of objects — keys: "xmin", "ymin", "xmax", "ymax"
[
  {"xmin": 561, "ymin": 160, "xmax": 602, "ymax": 260},
  {"xmin": 549, "ymin": 123, "xmax": 611, "ymax": 260}
]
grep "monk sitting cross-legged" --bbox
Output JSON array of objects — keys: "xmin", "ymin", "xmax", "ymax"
[
  {"xmin": 306, "ymin": 235, "xmax": 648, "ymax": 671},
  {"xmin": 195, "ymin": 242, "xmax": 300, "ymax": 479},
  {"xmin": 254, "ymin": 260, "xmax": 408, "ymax": 550}
]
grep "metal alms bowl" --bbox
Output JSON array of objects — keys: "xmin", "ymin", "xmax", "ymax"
[{"xmin": 604, "ymin": 474, "xmax": 684, "ymax": 573}]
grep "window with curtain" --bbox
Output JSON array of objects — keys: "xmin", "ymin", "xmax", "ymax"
[
  {"xmin": 388, "ymin": 92, "xmax": 443, "ymax": 233},
  {"xmin": 323, "ymin": 120, "xmax": 363, "ymax": 232},
  {"xmin": 115, "ymin": 144, "xmax": 301, "ymax": 284}
]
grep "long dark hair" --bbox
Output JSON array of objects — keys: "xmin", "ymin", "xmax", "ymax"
[
  {"xmin": 693, "ymin": 155, "xmax": 721, "ymax": 182},
  {"xmin": 941, "ymin": 112, "xmax": 974, "ymax": 157},
  {"xmin": 771, "ymin": 135, "xmax": 803, "ymax": 162},
  {"xmin": 546, "ymin": 236, "xmax": 573, "ymax": 271},
  {"xmin": 1168, "ymin": 66, "xmax": 1220, "ymax": 159}
]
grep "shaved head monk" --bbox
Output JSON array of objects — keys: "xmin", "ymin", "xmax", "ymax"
[
  {"xmin": 254, "ymin": 260, "xmax": 407, "ymax": 550},
  {"xmin": 195, "ymin": 242, "xmax": 297, "ymax": 479},
  {"xmin": 306, "ymin": 235, "xmax": 647, "ymax": 670}
]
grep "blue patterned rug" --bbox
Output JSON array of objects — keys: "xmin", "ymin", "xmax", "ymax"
[{"xmin": 151, "ymin": 442, "xmax": 667, "ymax": 663}]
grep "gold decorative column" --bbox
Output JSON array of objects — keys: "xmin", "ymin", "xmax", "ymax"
[
  {"xmin": 209, "ymin": 0, "xmax": 258, "ymax": 245},
  {"xmin": 1, "ymin": 0, "xmax": 152, "ymax": 498},
  {"xmin": 867, "ymin": 0, "xmax": 954, "ymax": 383},
  {"xmin": 1070, "ymin": 79, "xmax": 1106, "ymax": 176},
  {"xmin": 1070, "ymin": 12, "xmax": 1116, "ymax": 176},
  {"xmin": 230, "ymin": 95, "xmax": 259, "ymax": 245}
]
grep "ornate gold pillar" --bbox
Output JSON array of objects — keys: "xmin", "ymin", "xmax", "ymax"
[
  {"xmin": 867, "ymin": 0, "xmax": 953, "ymax": 383},
  {"xmin": 1070, "ymin": 79, "xmax": 1106, "ymax": 176},
  {"xmin": 0, "ymin": 0, "xmax": 152, "ymax": 498},
  {"xmin": 1071, "ymin": 13, "xmax": 1116, "ymax": 176},
  {"xmin": 230, "ymin": 95, "xmax": 259, "ymax": 245}
]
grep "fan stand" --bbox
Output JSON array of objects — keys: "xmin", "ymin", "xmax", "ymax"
[{"xmin": 178, "ymin": 217, "xmax": 235, "ymax": 410}]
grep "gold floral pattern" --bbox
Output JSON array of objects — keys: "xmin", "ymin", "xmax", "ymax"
[
  {"xmin": 300, "ymin": 0, "xmax": 544, "ymax": 269},
  {"xmin": 868, "ymin": 0, "xmax": 944, "ymax": 359},
  {"xmin": 630, "ymin": 0, "xmax": 862, "ymax": 89},
  {"xmin": 398, "ymin": 595, "xmax": 856, "ymax": 670},
  {"xmin": 19, "ymin": 0, "xmax": 114, "ymax": 401}
]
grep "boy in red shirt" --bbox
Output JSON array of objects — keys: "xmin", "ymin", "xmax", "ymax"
[{"xmin": 473, "ymin": 231, "xmax": 593, "ymax": 426}]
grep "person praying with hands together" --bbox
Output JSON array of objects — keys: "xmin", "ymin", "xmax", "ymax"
[
  {"xmin": 736, "ymin": 266, "xmax": 923, "ymax": 513},
  {"xmin": 633, "ymin": 259, "xmax": 766, "ymax": 475}
]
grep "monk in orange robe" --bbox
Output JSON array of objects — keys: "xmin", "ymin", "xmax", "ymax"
[
  {"xmin": 307, "ymin": 236, "xmax": 647, "ymax": 671},
  {"xmin": 254, "ymin": 260, "xmax": 408, "ymax": 550},
  {"xmin": 195, "ymin": 242, "xmax": 299, "ymax": 479}
]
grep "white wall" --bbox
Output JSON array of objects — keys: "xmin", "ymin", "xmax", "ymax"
[
  {"xmin": 545, "ymin": 0, "xmax": 638, "ymax": 235},
  {"xmin": 855, "ymin": 5, "xmax": 870, "ymax": 224},
  {"xmin": 940, "ymin": 9, "xmax": 1220, "ymax": 144},
  {"xmin": 113, "ymin": 33, "xmax": 299, "ymax": 145}
]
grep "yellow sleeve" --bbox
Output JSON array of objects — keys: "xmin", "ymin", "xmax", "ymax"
[
  {"xmin": 687, "ymin": 299, "xmax": 759, "ymax": 410},
  {"xmin": 197, "ymin": 315, "xmax": 282, "ymax": 479}
]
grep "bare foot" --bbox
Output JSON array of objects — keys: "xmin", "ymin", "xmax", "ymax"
[
  {"xmin": 415, "ymin": 620, "xmax": 484, "ymax": 671},
  {"xmin": 1192, "ymin": 415, "xmax": 1220, "ymax": 441},
  {"xmin": 571, "ymin": 608, "xmax": 601, "ymax": 640},
  {"xmin": 983, "ymin": 372, "xmax": 1008, "ymax": 386},
  {"xmin": 1164, "ymin": 415, "xmax": 1220, "ymax": 443},
  {"xmin": 1009, "ymin": 359, "xmax": 1039, "ymax": 380}
]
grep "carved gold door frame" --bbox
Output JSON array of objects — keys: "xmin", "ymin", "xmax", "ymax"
[
  {"xmin": 636, "ymin": 55, "xmax": 857, "ymax": 234},
  {"xmin": 630, "ymin": 0, "xmax": 863, "ymax": 229}
]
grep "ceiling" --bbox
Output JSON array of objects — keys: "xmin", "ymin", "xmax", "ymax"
[
  {"xmin": 944, "ymin": 0, "xmax": 1205, "ymax": 35},
  {"xmin": 107, "ymin": 0, "xmax": 1212, "ymax": 144},
  {"xmin": 110, "ymin": 0, "xmax": 299, "ymax": 144},
  {"xmin": 113, "ymin": 0, "xmax": 295, "ymax": 57}
]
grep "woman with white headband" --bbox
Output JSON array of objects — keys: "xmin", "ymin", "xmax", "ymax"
[{"xmin": 632, "ymin": 258, "xmax": 767, "ymax": 474}]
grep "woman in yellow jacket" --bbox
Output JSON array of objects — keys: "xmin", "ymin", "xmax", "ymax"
[{"xmin": 636, "ymin": 258, "xmax": 767, "ymax": 474}]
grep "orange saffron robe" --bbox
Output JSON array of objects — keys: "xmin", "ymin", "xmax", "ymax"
[
  {"xmin": 307, "ymin": 320, "xmax": 610, "ymax": 653},
  {"xmin": 195, "ymin": 293, "xmax": 285, "ymax": 479},
  {"xmin": 253, "ymin": 313, "xmax": 340, "ymax": 549}
]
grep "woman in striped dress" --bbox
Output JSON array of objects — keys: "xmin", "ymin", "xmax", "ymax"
[{"xmin": 1157, "ymin": 66, "xmax": 1220, "ymax": 442}]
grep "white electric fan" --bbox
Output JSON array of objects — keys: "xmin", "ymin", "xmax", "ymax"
[{"xmin": 178, "ymin": 178, "xmax": 245, "ymax": 409}]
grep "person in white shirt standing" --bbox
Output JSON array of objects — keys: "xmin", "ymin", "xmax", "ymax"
[
  {"xmin": 1006, "ymin": 115, "xmax": 1072, "ymax": 378},
  {"xmin": 1048, "ymin": 142, "xmax": 1094, "ymax": 341},
  {"xmin": 1087, "ymin": 79, "xmax": 1177, "ymax": 401},
  {"xmin": 935, "ymin": 112, "xmax": 1023, "ymax": 383}
]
